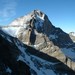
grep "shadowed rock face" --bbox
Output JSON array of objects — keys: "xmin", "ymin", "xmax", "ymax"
[
  {"xmin": 0, "ymin": 30, "xmax": 31, "ymax": 75},
  {"xmin": 0, "ymin": 29, "xmax": 75, "ymax": 75},
  {"xmin": 1, "ymin": 10, "xmax": 75, "ymax": 71}
]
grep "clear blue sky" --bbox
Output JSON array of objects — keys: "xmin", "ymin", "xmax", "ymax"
[{"xmin": 0, "ymin": 0, "xmax": 75, "ymax": 33}]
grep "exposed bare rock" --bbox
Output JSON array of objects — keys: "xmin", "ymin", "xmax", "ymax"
[
  {"xmin": 0, "ymin": 29, "xmax": 75, "ymax": 75},
  {"xmin": 1, "ymin": 10, "xmax": 75, "ymax": 71}
]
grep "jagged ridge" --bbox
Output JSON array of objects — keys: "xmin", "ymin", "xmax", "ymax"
[
  {"xmin": 0, "ymin": 28, "xmax": 75, "ymax": 75},
  {"xmin": 1, "ymin": 10, "xmax": 75, "ymax": 71}
]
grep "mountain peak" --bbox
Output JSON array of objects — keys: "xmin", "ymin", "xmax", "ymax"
[
  {"xmin": 30, "ymin": 9, "xmax": 45, "ymax": 20},
  {"xmin": 9, "ymin": 10, "xmax": 45, "ymax": 26},
  {"xmin": 2, "ymin": 10, "xmax": 54, "ymax": 38},
  {"xmin": 1, "ymin": 10, "xmax": 75, "ymax": 72}
]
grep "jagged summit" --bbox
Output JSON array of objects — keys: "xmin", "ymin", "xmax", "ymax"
[
  {"xmin": 9, "ymin": 10, "xmax": 45, "ymax": 26},
  {"xmin": 2, "ymin": 9, "xmax": 54, "ymax": 37},
  {"xmin": 29, "ymin": 10, "xmax": 45, "ymax": 20}
]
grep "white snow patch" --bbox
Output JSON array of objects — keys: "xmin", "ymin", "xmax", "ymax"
[
  {"xmin": 61, "ymin": 48, "xmax": 75, "ymax": 61},
  {"xmin": 17, "ymin": 53, "xmax": 56, "ymax": 75},
  {"xmin": 34, "ymin": 43, "xmax": 44, "ymax": 48},
  {"xmin": 35, "ymin": 10, "xmax": 45, "ymax": 20},
  {"xmin": 9, "ymin": 17, "xmax": 25, "ymax": 26},
  {"xmin": 0, "ymin": 30, "xmax": 12, "ymax": 43},
  {"xmin": 35, "ymin": 16, "xmax": 44, "ymax": 28},
  {"xmin": 2, "ymin": 27, "xmax": 21, "ymax": 37},
  {"xmin": 70, "ymin": 32, "xmax": 75, "ymax": 36},
  {"xmin": 65, "ymin": 43, "xmax": 73, "ymax": 46},
  {"xmin": 7, "ymin": 38, "xmax": 12, "ymax": 43},
  {"xmin": 49, "ymin": 35, "xmax": 58, "ymax": 40},
  {"xmin": 1, "ymin": 34, "xmax": 5, "ymax": 38},
  {"xmin": 34, "ymin": 30, "xmax": 42, "ymax": 36},
  {"xmin": 23, "ymin": 42, "xmax": 29, "ymax": 45},
  {"xmin": 15, "ymin": 40, "xmax": 58, "ymax": 75},
  {"xmin": 6, "ymin": 67, "xmax": 12, "ymax": 73}
]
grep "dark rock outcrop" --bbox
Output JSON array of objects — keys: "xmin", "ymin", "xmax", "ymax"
[
  {"xmin": 0, "ymin": 30, "xmax": 31, "ymax": 75},
  {"xmin": 0, "ymin": 29, "xmax": 75, "ymax": 75}
]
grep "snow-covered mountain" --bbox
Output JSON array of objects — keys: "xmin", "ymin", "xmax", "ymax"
[
  {"xmin": 1, "ymin": 29, "xmax": 75, "ymax": 75},
  {"xmin": 1, "ymin": 10, "xmax": 75, "ymax": 73}
]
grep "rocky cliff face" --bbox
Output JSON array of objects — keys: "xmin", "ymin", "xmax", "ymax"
[
  {"xmin": 1, "ymin": 10, "xmax": 75, "ymax": 71},
  {"xmin": 0, "ymin": 29, "xmax": 75, "ymax": 75},
  {"xmin": 0, "ymin": 30, "xmax": 31, "ymax": 75}
]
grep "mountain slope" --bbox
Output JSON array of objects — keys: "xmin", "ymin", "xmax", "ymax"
[
  {"xmin": 69, "ymin": 32, "xmax": 75, "ymax": 42},
  {"xmin": 1, "ymin": 10, "xmax": 75, "ymax": 70},
  {"xmin": 0, "ymin": 29, "xmax": 75, "ymax": 75}
]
